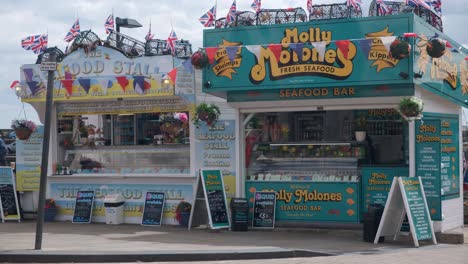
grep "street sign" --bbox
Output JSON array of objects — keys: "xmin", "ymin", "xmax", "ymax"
[{"xmin": 40, "ymin": 61, "xmax": 57, "ymax": 71}]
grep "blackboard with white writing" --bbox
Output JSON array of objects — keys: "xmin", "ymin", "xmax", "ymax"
[
  {"xmin": 141, "ymin": 192, "xmax": 165, "ymax": 226},
  {"xmin": 201, "ymin": 169, "xmax": 230, "ymax": 229},
  {"xmin": 0, "ymin": 167, "xmax": 20, "ymax": 221},
  {"xmin": 72, "ymin": 191, "xmax": 95, "ymax": 223},
  {"xmin": 253, "ymin": 191, "xmax": 276, "ymax": 229}
]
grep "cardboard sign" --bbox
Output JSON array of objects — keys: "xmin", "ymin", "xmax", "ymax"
[
  {"xmin": 72, "ymin": 191, "xmax": 95, "ymax": 223},
  {"xmin": 0, "ymin": 167, "xmax": 21, "ymax": 222},
  {"xmin": 141, "ymin": 192, "xmax": 165, "ymax": 226},
  {"xmin": 200, "ymin": 169, "xmax": 230, "ymax": 229},
  {"xmin": 252, "ymin": 191, "xmax": 276, "ymax": 229},
  {"xmin": 374, "ymin": 177, "xmax": 436, "ymax": 247}
]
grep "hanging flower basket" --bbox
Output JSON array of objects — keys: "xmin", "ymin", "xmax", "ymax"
[
  {"xmin": 11, "ymin": 119, "xmax": 37, "ymax": 140},
  {"xmin": 193, "ymin": 103, "xmax": 221, "ymax": 127},
  {"xmin": 191, "ymin": 49, "xmax": 209, "ymax": 69},
  {"xmin": 390, "ymin": 38, "xmax": 411, "ymax": 60},
  {"xmin": 426, "ymin": 38, "xmax": 446, "ymax": 58},
  {"xmin": 397, "ymin": 97, "xmax": 424, "ymax": 121}
]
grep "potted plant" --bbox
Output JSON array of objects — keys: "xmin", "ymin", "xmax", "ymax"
[
  {"xmin": 11, "ymin": 119, "xmax": 37, "ymax": 140},
  {"xmin": 390, "ymin": 38, "xmax": 411, "ymax": 60},
  {"xmin": 426, "ymin": 38, "xmax": 446, "ymax": 58},
  {"xmin": 44, "ymin": 198, "xmax": 59, "ymax": 222},
  {"xmin": 354, "ymin": 114, "xmax": 367, "ymax": 142},
  {"xmin": 193, "ymin": 103, "xmax": 221, "ymax": 127},
  {"xmin": 191, "ymin": 49, "xmax": 209, "ymax": 69},
  {"xmin": 397, "ymin": 96, "xmax": 424, "ymax": 121},
  {"xmin": 175, "ymin": 200, "xmax": 192, "ymax": 227}
]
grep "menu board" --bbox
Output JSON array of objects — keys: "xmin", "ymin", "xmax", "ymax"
[
  {"xmin": 200, "ymin": 169, "xmax": 230, "ymax": 229},
  {"xmin": 72, "ymin": 191, "xmax": 95, "ymax": 223},
  {"xmin": 0, "ymin": 167, "xmax": 20, "ymax": 221},
  {"xmin": 399, "ymin": 177, "xmax": 434, "ymax": 241},
  {"xmin": 415, "ymin": 119, "xmax": 441, "ymax": 220},
  {"xmin": 252, "ymin": 191, "xmax": 276, "ymax": 229},
  {"xmin": 15, "ymin": 126, "xmax": 44, "ymax": 191},
  {"xmin": 141, "ymin": 192, "xmax": 165, "ymax": 226},
  {"xmin": 439, "ymin": 117, "xmax": 459, "ymax": 198}
]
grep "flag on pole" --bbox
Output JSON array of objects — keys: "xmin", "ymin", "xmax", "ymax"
[
  {"xmin": 406, "ymin": 0, "xmax": 431, "ymax": 10},
  {"xmin": 64, "ymin": 18, "xmax": 81, "ymax": 42},
  {"xmin": 428, "ymin": 0, "xmax": 441, "ymax": 16},
  {"xmin": 347, "ymin": 0, "xmax": 362, "ymax": 10},
  {"xmin": 226, "ymin": 0, "xmax": 237, "ymax": 24},
  {"xmin": 251, "ymin": 0, "xmax": 261, "ymax": 13},
  {"xmin": 145, "ymin": 22, "xmax": 154, "ymax": 41},
  {"xmin": 32, "ymin": 35, "xmax": 48, "ymax": 54},
  {"xmin": 307, "ymin": 0, "xmax": 313, "ymax": 14},
  {"xmin": 167, "ymin": 30, "xmax": 178, "ymax": 55},
  {"xmin": 199, "ymin": 5, "xmax": 217, "ymax": 27},
  {"xmin": 21, "ymin": 35, "xmax": 41, "ymax": 50},
  {"xmin": 105, "ymin": 14, "xmax": 114, "ymax": 34},
  {"xmin": 376, "ymin": 0, "xmax": 390, "ymax": 15}
]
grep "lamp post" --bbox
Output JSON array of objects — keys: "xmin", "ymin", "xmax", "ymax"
[
  {"xmin": 115, "ymin": 17, "xmax": 142, "ymax": 33},
  {"xmin": 34, "ymin": 50, "xmax": 57, "ymax": 250}
]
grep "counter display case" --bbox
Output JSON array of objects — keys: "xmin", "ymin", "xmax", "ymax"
[
  {"xmin": 62, "ymin": 145, "xmax": 190, "ymax": 175},
  {"xmin": 246, "ymin": 143, "xmax": 361, "ymax": 182}
]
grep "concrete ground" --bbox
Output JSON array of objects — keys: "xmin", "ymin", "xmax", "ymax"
[{"xmin": 0, "ymin": 220, "xmax": 466, "ymax": 263}]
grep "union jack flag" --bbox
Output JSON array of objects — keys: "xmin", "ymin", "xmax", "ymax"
[
  {"xmin": 406, "ymin": 0, "xmax": 431, "ymax": 10},
  {"xmin": 64, "ymin": 18, "xmax": 80, "ymax": 42},
  {"xmin": 199, "ymin": 5, "xmax": 217, "ymax": 27},
  {"xmin": 31, "ymin": 34, "xmax": 48, "ymax": 54},
  {"xmin": 251, "ymin": 0, "xmax": 261, "ymax": 13},
  {"xmin": 105, "ymin": 14, "xmax": 114, "ymax": 34},
  {"xmin": 429, "ymin": 0, "xmax": 441, "ymax": 16},
  {"xmin": 376, "ymin": 0, "xmax": 390, "ymax": 15},
  {"xmin": 145, "ymin": 25, "xmax": 154, "ymax": 41},
  {"xmin": 21, "ymin": 35, "xmax": 41, "ymax": 50},
  {"xmin": 166, "ymin": 30, "xmax": 178, "ymax": 55},
  {"xmin": 226, "ymin": 0, "xmax": 237, "ymax": 23},
  {"xmin": 307, "ymin": 0, "xmax": 313, "ymax": 14},
  {"xmin": 347, "ymin": 0, "xmax": 362, "ymax": 10}
]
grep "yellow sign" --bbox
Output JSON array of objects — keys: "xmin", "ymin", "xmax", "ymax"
[{"xmin": 366, "ymin": 27, "xmax": 399, "ymax": 72}]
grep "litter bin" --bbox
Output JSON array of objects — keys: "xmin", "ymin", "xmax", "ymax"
[
  {"xmin": 363, "ymin": 203, "xmax": 385, "ymax": 243},
  {"xmin": 104, "ymin": 194, "xmax": 125, "ymax": 224},
  {"xmin": 230, "ymin": 198, "xmax": 249, "ymax": 231}
]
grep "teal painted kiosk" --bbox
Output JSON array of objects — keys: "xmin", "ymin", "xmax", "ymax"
[{"xmin": 201, "ymin": 4, "xmax": 466, "ymax": 235}]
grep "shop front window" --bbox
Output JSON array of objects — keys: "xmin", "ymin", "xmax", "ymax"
[{"xmin": 56, "ymin": 112, "xmax": 190, "ymax": 175}]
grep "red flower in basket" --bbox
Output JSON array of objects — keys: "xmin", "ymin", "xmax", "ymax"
[{"xmin": 11, "ymin": 119, "xmax": 37, "ymax": 140}]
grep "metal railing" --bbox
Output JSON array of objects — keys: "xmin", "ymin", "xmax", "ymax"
[{"xmin": 145, "ymin": 39, "xmax": 193, "ymax": 58}]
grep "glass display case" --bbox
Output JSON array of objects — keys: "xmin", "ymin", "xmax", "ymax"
[
  {"xmin": 62, "ymin": 145, "xmax": 190, "ymax": 175},
  {"xmin": 246, "ymin": 143, "xmax": 361, "ymax": 182}
]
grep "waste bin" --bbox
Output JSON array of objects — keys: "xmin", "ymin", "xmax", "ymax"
[
  {"xmin": 230, "ymin": 198, "xmax": 249, "ymax": 231},
  {"xmin": 363, "ymin": 203, "xmax": 385, "ymax": 243},
  {"xmin": 104, "ymin": 194, "xmax": 125, "ymax": 224}
]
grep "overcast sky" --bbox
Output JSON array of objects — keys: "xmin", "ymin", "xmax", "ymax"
[{"xmin": 0, "ymin": 0, "xmax": 466, "ymax": 129}]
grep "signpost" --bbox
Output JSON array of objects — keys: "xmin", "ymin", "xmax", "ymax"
[
  {"xmin": 374, "ymin": 177, "xmax": 436, "ymax": 247},
  {"xmin": 252, "ymin": 191, "xmax": 276, "ymax": 229},
  {"xmin": 72, "ymin": 191, "xmax": 95, "ymax": 223},
  {"xmin": 141, "ymin": 192, "xmax": 165, "ymax": 226},
  {"xmin": 0, "ymin": 167, "xmax": 21, "ymax": 222},
  {"xmin": 200, "ymin": 169, "xmax": 230, "ymax": 229}
]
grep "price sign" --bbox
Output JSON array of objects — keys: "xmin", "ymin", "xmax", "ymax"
[
  {"xmin": 141, "ymin": 192, "xmax": 165, "ymax": 226},
  {"xmin": 252, "ymin": 191, "xmax": 276, "ymax": 229},
  {"xmin": 72, "ymin": 191, "xmax": 95, "ymax": 223}
]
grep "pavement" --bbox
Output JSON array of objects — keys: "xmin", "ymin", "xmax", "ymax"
[{"xmin": 0, "ymin": 220, "xmax": 466, "ymax": 263}]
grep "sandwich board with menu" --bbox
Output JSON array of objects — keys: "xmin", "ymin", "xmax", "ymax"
[
  {"xmin": 0, "ymin": 167, "xmax": 21, "ymax": 222},
  {"xmin": 199, "ymin": 169, "xmax": 230, "ymax": 229}
]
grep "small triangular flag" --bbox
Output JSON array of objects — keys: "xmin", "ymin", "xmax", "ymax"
[
  {"xmin": 205, "ymin": 47, "xmax": 218, "ymax": 64},
  {"xmin": 133, "ymin": 76, "xmax": 145, "ymax": 95},
  {"xmin": 225, "ymin": 46, "xmax": 239, "ymax": 63},
  {"xmin": 60, "ymin": 79, "xmax": 74, "ymax": 96},
  {"xmin": 97, "ymin": 78, "xmax": 110, "ymax": 95},
  {"xmin": 380, "ymin": 36, "xmax": 397, "ymax": 52},
  {"xmin": 336, "ymin": 40, "xmax": 351, "ymax": 59},
  {"xmin": 357, "ymin": 39, "xmax": 372, "ymax": 57},
  {"xmin": 289, "ymin": 43, "xmax": 304, "ymax": 60},
  {"xmin": 312, "ymin": 41, "xmax": 326, "ymax": 61},
  {"xmin": 246, "ymin": 45, "xmax": 262, "ymax": 59},
  {"xmin": 78, "ymin": 78, "xmax": 91, "ymax": 94},
  {"xmin": 116, "ymin": 76, "xmax": 129, "ymax": 91},
  {"xmin": 167, "ymin": 68, "xmax": 178, "ymax": 83},
  {"xmin": 268, "ymin": 44, "xmax": 282, "ymax": 61}
]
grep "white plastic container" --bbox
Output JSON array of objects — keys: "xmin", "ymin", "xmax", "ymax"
[{"xmin": 103, "ymin": 194, "xmax": 125, "ymax": 224}]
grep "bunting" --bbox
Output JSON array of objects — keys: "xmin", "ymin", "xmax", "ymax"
[
  {"xmin": 167, "ymin": 68, "xmax": 178, "ymax": 83},
  {"xmin": 335, "ymin": 40, "xmax": 351, "ymax": 59},
  {"xmin": 97, "ymin": 78, "xmax": 111, "ymax": 95},
  {"xmin": 380, "ymin": 36, "xmax": 397, "ymax": 52},
  {"xmin": 116, "ymin": 76, "xmax": 129, "ymax": 91},
  {"xmin": 205, "ymin": 47, "xmax": 218, "ymax": 64},
  {"xmin": 312, "ymin": 41, "xmax": 326, "ymax": 61},
  {"xmin": 356, "ymin": 39, "xmax": 372, "ymax": 57},
  {"xmin": 289, "ymin": 43, "xmax": 304, "ymax": 60},
  {"xmin": 268, "ymin": 44, "xmax": 282, "ymax": 61},
  {"xmin": 78, "ymin": 78, "xmax": 91, "ymax": 94},
  {"xmin": 246, "ymin": 45, "xmax": 262, "ymax": 59},
  {"xmin": 133, "ymin": 76, "xmax": 151, "ymax": 95},
  {"xmin": 225, "ymin": 46, "xmax": 239, "ymax": 63}
]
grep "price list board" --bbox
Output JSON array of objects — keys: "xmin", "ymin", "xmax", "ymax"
[
  {"xmin": 200, "ymin": 169, "xmax": 230, "ymax": 229},
  {"xmin": 141, "ymin": 192, "xmax": 165, "ymax": 226},
  {"xmin": 439, "ymin": 117, "xmax": 459, "ymax": 198},
  {"xmin": 72, "ymin": 191, "xmax": 95, "ymax": 223},
  {"xmin": 252, "ymin": 191, "xmax": 276, "ymax": 229},
  {"xmin": 415, "ymin": 119, "xmax": 441, "ymax": 221}
]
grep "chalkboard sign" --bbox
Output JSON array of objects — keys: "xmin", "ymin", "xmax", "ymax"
[
  {"xmin": 252, "ymin": 191, "xmax": 276, "ymax": 229},
  {"xmin": 200, "ymin": 169, "xmax": 230, "ymax": 229},
  {"xmin": 0, "ymin": 167, "xmax": 20, "ymax": 222},
  {"xmin": 72, "ymin": 191, "xmax": 95, "ymax": 223},
  {"xmin": 141, "ymin": 192, "xmax": 165, "ymax": 226},
  {"xmin": 375, "ymin": 177, "xmax": 436, "ymax": 247}
]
